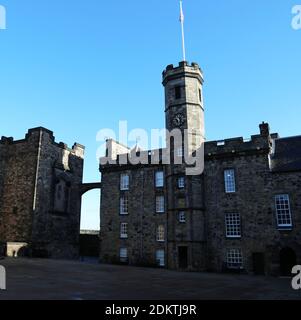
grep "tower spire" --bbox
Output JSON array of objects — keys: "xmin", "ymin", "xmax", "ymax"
[{"xmin": 179, "ymin": 0, "xmax": 186, "ymax": 62}]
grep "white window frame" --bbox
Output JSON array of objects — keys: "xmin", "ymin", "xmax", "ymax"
[
  {"xmin": 178, "ymin": 211, "xmax": 186, "ymax": 223},
  {"xmin": 156, "ymin": 195, "xmax": 165, "ymax": 213},
  {"xmin": 224, "ymin": 169, "xmax": 236, "ymax": 193},
  {"xmin": 275, "ymin": 194, "xmax": 293, "ymax": 228},
  {"xmin": 178, "ymin": 176, "xmax": 185, "ymax": 189},
  {"xmin": 156, "ymin": 249, "xmax": 165, "ymax": 267},
  {"xmin": 119, "ymin": 248, "xmax": 128, "ymax": 262},
  {"xmin": 227, "ymin": 248, "xmax": 243, "ymax": 269},
  {"xmin": 120, "ymin": 222, "xmax": 128, "ymax": 239},
  {"xmin": 225, "ymin": 213, "xmax": 241, "ymax": 238},
  {"xmin": 120, "ymin": 195, "xmax": 129, "ymax": 215},
  {"xmin": 156, "ymin": 225, "xmax": 165, "ymax": 242},
  {"xmin": 155, "ymin": 171, "xmax": 164, "ymax": 188},
  {"xmin": 120, "ymin": 173, "xmax": 129, "ymax": 191}
]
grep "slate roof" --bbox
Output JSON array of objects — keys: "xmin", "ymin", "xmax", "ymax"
[{"xmin": 270, "ymin": 135, "xmax": 301, "ymax": 172}]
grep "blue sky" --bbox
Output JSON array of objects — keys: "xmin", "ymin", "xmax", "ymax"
[{"xmin": 0, "ymin": 0, "xmax": 300, "ymax": 230}]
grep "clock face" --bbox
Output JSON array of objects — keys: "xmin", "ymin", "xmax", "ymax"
[{"xmin": 173, "ymin": 113, "xmax": 185, "ymax": 127}]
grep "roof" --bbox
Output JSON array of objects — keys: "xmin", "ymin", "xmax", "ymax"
[{"xmin": 270, "ymin": 135, "xmax": 301, "ymax": 172}]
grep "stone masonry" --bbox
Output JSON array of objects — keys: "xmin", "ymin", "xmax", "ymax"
[
  {"xmin": 99, "ymin": 61, "xmax": 301, "ymax": 276},
  {"xmin": 0, "ymin": 127, "xmax": 84, "ymax": 258}
]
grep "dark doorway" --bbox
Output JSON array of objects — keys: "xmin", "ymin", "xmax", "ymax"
[
  {"xmin": 252, "ymin": 252, "xmax": 265, "ymax": 275},
  {"xmin": 280, "ymin": 247, "xmax": 297, "ymax": 276},
  {"xmin": 178, "ymin": 246, "xmax": 188, "ymax": 269}
]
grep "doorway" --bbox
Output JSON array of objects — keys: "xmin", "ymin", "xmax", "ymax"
[
  {"xmin": 280, "ymin": 247, "xmax": 297, "ymax": 276},
  {"xmin": 178, "ymin": 246, "xmax": 188, "ymax": 269},
  {"xmin": 252, "ymin": 252, "xmax": 265, "ymax": 275}
]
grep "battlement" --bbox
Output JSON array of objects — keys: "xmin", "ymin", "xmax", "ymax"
[
  {"xmin": 162, "ymin": 61, "xmax": 204, "ymax": 85},
  {"xmin": 0, "ymin": 127, "xmax": 85, "ymax": 158}
]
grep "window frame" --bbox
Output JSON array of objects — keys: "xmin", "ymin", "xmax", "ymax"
[
  {"xmin": 120, "ymin": 173, "xmax": 130, "ymax": 191},
  {"xmin": 156, "ymin": 195, "xmax": 165, "ymax": 213},
  {"xmin": 227, "ymin": 248, "xmax": 243, "ymax": 269},
  {"xmin": 225, "ymin": 213, "xmax": 241, "ymax": 238},
  {"xmin": 120, "ymin": 222, "xmax": 128, "ymax": 239},
  {"xmin": 119, "ymin": 195, "xmax": 129, "ymax": 215},
  {"xmin": 224, "ymin": 169, "xmax": 236, "ymax": 193},
  {"xmin": 156, "ymin": 225, "xmax": 165, "ymax": 242},
  {"xmin": 155, "ymin": 171, "xmax": 164, "ymax": 188},
  {"xmin": 175, "ymin": 86, "xmax": 181, "ymax": 100},
  {"xmin": 177, "ymin": 176, "xmax": 185, "ymax": 189},
  {"xmin": 275, "ymin": 194, "xmax": 293, "ymax": 229}
]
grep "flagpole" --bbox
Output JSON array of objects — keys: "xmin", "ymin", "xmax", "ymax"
[{"xmin": 180, "ymin": 0, "xmax": 186, "ymax": 62}]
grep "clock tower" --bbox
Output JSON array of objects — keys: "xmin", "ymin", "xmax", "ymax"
[
  {"xmin": 163, "ymin": 61, "xmax": 205, "ymax": 156},
  {"xmin": 162, "ymin": 61, "xmax": 206, "ymax": 271}
]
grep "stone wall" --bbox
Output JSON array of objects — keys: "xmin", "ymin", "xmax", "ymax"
[{"xmin": 0, "ymin": 127, "xmax": 84, "ymax": 259}]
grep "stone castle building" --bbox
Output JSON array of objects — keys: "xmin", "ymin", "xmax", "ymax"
[
  {"xmin": 0, "ymin": 127, "xmax": 85, "ymax": 258},
  {"xmin": 100, "ymin": 61, "xmax": 301, "ymax": 276},
  {"xmin": 1, "ymin": 61, "xmax": 300, "ymax": 276}
]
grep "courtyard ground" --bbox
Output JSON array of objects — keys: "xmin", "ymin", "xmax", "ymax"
[{"xmin": 0, "ymin": 258, "xmax": 300, "ymax": 300}]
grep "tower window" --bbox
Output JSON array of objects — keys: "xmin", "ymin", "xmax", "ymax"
[
  {"xmin": 224, "ymin": 169, "xmax": 236, "ymax": 193},
  {"xmin": 199, "ymin": 89, "xmax": 202, "ymax": 102},
  {"xmin": 175, "ymin": 86, "xmax": 181, "ymax": 99},
  {"xmin": 275, "ymin": 194, "xmax": 292, "ymax": 229}
]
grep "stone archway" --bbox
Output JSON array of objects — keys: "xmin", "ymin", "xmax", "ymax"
[
  {"xmin": 79, "ymin": 183, "xmax": 102, "ymax": 259},
  {"xmin": 280, "ymin": 247, "xmax": 297, "ymax": 276}
]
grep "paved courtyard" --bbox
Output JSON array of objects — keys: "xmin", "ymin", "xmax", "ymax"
[{"xmin": 0, "ymin": 258, "xmax": 300, "ymax": 300}]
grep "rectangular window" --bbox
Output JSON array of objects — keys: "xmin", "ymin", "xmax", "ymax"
[
  {"xmin": 225, "ymin": 213, "xmax": 241, "ymax": 238},
  {"xmin": 178, "ymin": 177, "xmax": 185, "ymax": 189},
  {"xmin": 120, "ymin": 195, "xmax": 129, "ymax": 215},
  {"xmin": 199, "ymin": 89, "xmax": 202, "ymax": 102},
  {"xmin": 120, "ymin": 223, "xmax": 128, "ymax": 239},
  {"xmin": 155, "ymin": 171, "xmax": 164, "ymax": 188},
  {"xmin": 120, "ymin": 173, "xmax": 129, "ymax": 191},
  {"xmin": 156, "ymin": 195, "xmax": 165, "ymax": 213},
  {"xmin": 224, "ymin": 169, "xmax": 236, "ymax": 193},
  {"xmin": 157, "ymin": 225, "xmax": 165, "ymax": 242},
  {"xmin": 227, "ymin": 248, "xmax": 243, "ymax": 269},
  {"xmin": 120, "ymin": 248, "xmax": 128, "ymax": 262},
  {"xmin": 179, "ymin": 211, "xmax": 186, "ymax": 223},
  {"xmin": 275, "ymin": 194, "xmax": 292, "ymax": 228},
  {"xmin": 175, "ymin": 86, "xmax": 181, "ymax": 99},
  {"xmin": 156, "ymin": 250, "xmax": 165, "ymax": 267}
]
